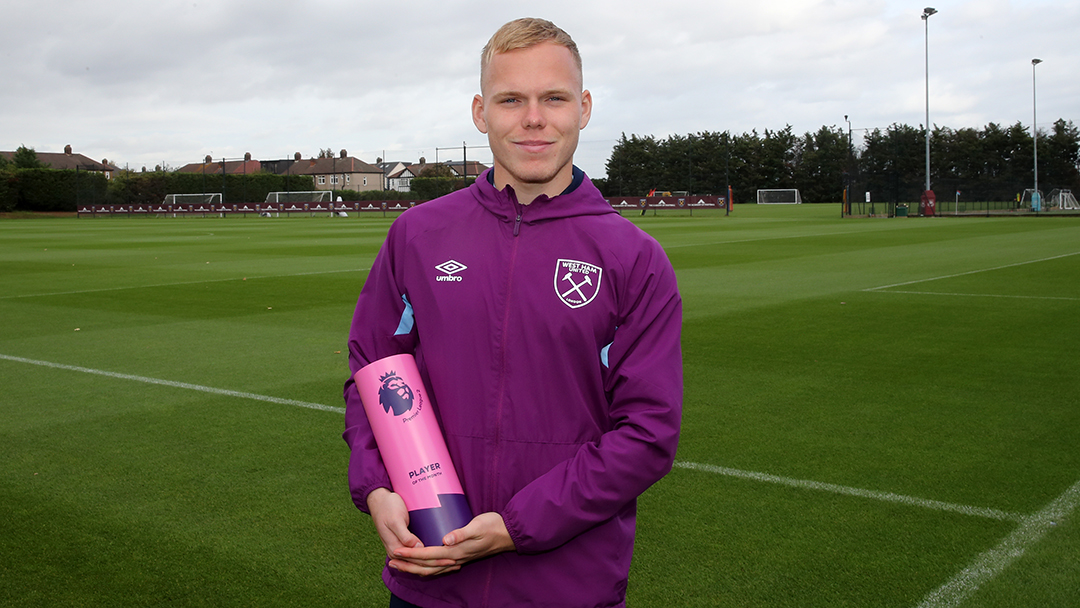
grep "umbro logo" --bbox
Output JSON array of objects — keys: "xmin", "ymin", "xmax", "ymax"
[{"xmin": 435, "ymin": 260, "xmax": 467, "ymax": 282}]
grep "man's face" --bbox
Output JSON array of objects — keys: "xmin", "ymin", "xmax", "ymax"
[{"xmin": 473, "ymin": 42, "xmax": 592, "ymax": 200}]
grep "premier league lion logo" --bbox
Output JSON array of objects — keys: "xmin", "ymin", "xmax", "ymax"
[{"xmin": 378, "ymin": 370, "xmax": 414, "ymax": 416}]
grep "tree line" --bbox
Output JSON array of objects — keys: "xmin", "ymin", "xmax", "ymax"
[
  {"xmin": 7, "ymin": 121, "xmax": 1079, "ymax": 212},
  {"xmin": 0, "ymin": 148, "xmax": 416, "ymax": 212},
  {"xmin": 595, "ymin": 119, "xmax": 1080, "ymax": 204}
]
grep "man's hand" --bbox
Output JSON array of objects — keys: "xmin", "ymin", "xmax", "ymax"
[
  {"xmin": 388, "ymin": 512, "xmax": 516, "ymax": 577},
  {"xmin": 366, "ymin": 488, "xmax": 424, "ymax": 560}
]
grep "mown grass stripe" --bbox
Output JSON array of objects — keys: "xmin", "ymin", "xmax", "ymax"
[
  {"xmin": 0, "ymin": 267, "xmax": 369, "ymax": 300},
  {"xmin": 1, "ymin": 352, "xmax": 1025, "ymax": 524},
  {"xmin": 3, "ymin": 351, "xmax": 1033, "ymax": 525}
]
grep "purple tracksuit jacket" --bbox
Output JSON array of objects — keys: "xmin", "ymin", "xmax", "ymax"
[{"xmin": 343, "ymin": 168, "xmax": 682, "ymax": 608}]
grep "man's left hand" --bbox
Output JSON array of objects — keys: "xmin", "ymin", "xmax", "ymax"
[{"xmin": 388, "ymin": 512, "xmax": 516, "ymax": 577}]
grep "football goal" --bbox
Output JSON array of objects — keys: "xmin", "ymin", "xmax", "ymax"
[
  {"xmin": 163, "ymin": 193, "xmax": 222, "ymax": 206},
  {"xmin": 264, "ymin": 191, "xmax": 331, "ymax": 204},
  {"xmin": 757, "ymin": 189, "xmax": 802, "ymax": 204},
  {"xmin": 1020, "ymin": 189, "xmax": 1043, "ymax": 210},
  {"xmin": 1048, "ymin": 189, "xmax": 1079, "ymax": 210}
]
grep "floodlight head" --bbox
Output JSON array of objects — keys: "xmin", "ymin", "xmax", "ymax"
[
  {"xmin": 922, "ymin": 7, "xmax": 937, "ymax": 19},
  {"xmin": 1032, "ymin": 58, "xmax": 1043, "ymax": 65}
]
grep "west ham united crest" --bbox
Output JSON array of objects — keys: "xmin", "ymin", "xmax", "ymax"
[{"xmin": 554, "ymin": 259, "xmax": 602, "ymax": 309}]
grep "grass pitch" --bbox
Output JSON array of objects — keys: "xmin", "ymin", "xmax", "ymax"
[{"xmin": 2, "ymin": 206, "xmax": 1078, "ymax": 607}]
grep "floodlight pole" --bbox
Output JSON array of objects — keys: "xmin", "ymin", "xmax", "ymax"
[
  {"xmin": 844, "ymin": 115, "xmax": 852, "ymax": 216},
  {"xmin": 922, "ymin": 7, "xmax": 937, "ymax": 194},
  {"xmin": 1032, "ymin": 58, "xmax": 1043, "ymax": 204}
]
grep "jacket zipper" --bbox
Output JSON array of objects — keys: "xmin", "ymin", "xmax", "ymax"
[{"xmin": 484, "ymin": 202, "xmax": 522, "ymax": 606}]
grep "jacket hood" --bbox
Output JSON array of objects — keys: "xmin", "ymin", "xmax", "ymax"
[{"xmin": 472, "ymin": 167, "xmax": 617, "ymax": 225}]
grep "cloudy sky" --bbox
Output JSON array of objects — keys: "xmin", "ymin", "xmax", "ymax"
[{"xmin": 2, "ymin": 0, "xmax": 1076, "ymax": 179}]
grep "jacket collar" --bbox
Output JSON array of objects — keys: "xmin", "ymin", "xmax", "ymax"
[{"xmin": 474, "ymin": 167, "xmax": 615, "ymax": 225}]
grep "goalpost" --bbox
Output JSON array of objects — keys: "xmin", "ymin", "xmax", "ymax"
[
  {"xmin": 1020, "ymin": 189, "xmax": 1043, "ymax": 211},
  {"xmin": 1048, "ymin": 189, "xmax": 1079, "ymax": 211},
  {"xmin": 264, "ymin": 191, "xmax": 331, "ymax": 204},
  {"xmin": 757, "ymin": 189, "xmax": 802, "ymax": 204},
  {"xmin": 163, "ymin": 193, "xmax": 222, "ymax": 206}
]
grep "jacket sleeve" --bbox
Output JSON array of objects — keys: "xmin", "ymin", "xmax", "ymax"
[
  {"xmin": 500, "ymin": 237, "xmax": 683, "ymax": 552},
  {"xmin": 342, "ymin": 220, "xmax": 418, "ymax": 513}
]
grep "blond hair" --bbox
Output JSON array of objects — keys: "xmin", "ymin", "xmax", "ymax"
[{"xmin": 480, "ymin": 18, "xmax": 582, "ymax": 85}]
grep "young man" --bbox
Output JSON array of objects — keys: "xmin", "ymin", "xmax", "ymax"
[{"xmin": 343, "ymin": 18, "xmax": 682, "ymax": 608}]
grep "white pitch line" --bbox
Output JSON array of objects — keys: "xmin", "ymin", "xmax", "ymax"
[
  {"xmin": 864, "ymin": 251, "xmax": 1080, "ymax": 292},
  {"xmin": 0, "ymin": 353, "xmax": 345, "ymax": 414},
  {"xmin": 914, "ymin": 477, "xmax": 1080, "ymax": 608},
  {"xmin": 0, "ymin": 267, "xmax": 369, "ymax": 300},
  {"xmin": 0, "ymin": 353, "xmax": 1028, "ymax": 523},
  {"xmin": 674, "ymin": 461, "xmax": 1024, "ymax": 522}
]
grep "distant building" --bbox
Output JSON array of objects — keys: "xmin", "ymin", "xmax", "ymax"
[
  {"xmin": 0, "ymin": 144, "xmax": 118, "ymax": 178},
  {"xmin": 444, "ymin": 160, "xmax": 488, "ymax": 179},
  {"xmin": 286, "ymin": 150, "xmax": 384, "ymax": 192},
  {"xmin": 378, "ymin": 161, "xmax": 411, "ymax": 191},
  {"xmin": 176, "ymin": 152, "xmax": 262, "ymax": 175},
  {"xmin": 386, "ymin": 159, "xmax": 489, "ymax": 192},
  {"xmin": 177, "ymin": 149, "xmax": 383, "ymax": 193}
]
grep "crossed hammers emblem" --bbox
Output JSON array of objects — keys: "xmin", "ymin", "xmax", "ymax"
[{"xmin": 560, "ymin": 271, "xmax": 593, "ymax": 300}]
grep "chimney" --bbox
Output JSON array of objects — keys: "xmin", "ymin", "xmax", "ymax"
[{"xmin": 64, "ymin": 144, "xmax": 72, "ymax": 155}]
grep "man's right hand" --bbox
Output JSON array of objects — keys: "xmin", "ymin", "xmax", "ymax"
[
  {"xmin": 366, "ymin": 488, "xmax": 423, "ymax": 560},
  {"xmin": 366, "ymin": 487, "xmax": 459, "ymax": 575}
]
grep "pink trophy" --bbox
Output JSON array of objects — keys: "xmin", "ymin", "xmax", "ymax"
[{"xmin": 353, "ymin": 353, "xmax": 472, "ymax": 546}]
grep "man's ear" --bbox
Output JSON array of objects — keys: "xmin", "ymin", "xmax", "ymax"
[
  {"xmin": 579, "ymin": 89, "xmax": 592, "ymax": 130},
  {"xmin": 472, "ymin": 94, "xmax": 488, "ymax": 134}
]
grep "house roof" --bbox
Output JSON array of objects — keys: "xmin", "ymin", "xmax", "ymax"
[
  {"xmin": 389, "ymin": 161, "xmax": 487, "ymax": 179},
  {"xmin": 444, "ymin": 160, "xmax": 489, "ymax": 177},
  {"xmin": 175, "ymin": 159, "xmax": 263, "ymax": 175},
  {"xmin": 389, "ymin": 163, "xmax": 437, "ymax": 179},
  {"xmin": 288, "ymin": 157, "xmax": 383, "ymax": 176},
  {"xmin": 378, "ymin": 161, "xmax": 410, "ymax": 176},
  {"xmin": 1, "ymin": 150, "xmax": 117, "ymax": 172}
]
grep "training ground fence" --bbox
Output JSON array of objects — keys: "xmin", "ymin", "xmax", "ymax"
[
  {"xmin": 842, "ymin": 171, "xmax": 1080, "ymax": 218},
  {"xmin": 843, "ymin": 195, "xmax": 1080, "ymax": 218},
  {"xmin": 77, "ymin": 200, "xmax": 421, "ymax": 218},
  {"xmin": 78, "ymin": 195, "xmax": 730, "ymax": 218}
]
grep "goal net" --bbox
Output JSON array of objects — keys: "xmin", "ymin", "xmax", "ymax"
[
  {"xmin": 264, "ymin": 191, "xmax": 331, "ymax": 204},
  {"xmin": 164, "ymin": 193, "xmax": 222, "ymax": 206},
  {"xmin": 757, "ymin": 189, "xmax": 802, "ymax": 204},
  {"xmin": 1048, "ymin": 189, "xmax": 1079, "ymax": 210}
]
